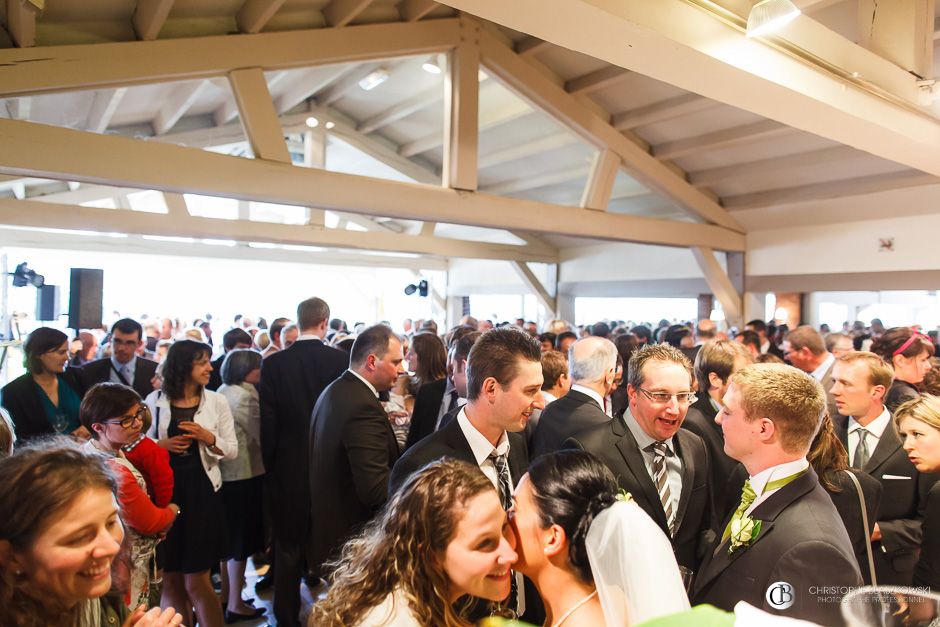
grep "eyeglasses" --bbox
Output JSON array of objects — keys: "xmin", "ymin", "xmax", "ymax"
[
  {"xmin": 638, "ymin": 388, "xmax": 697, "ymax": 405},
  {"xmin": 102, "ymin": 408, "xmax": 146, "ymax": 429}
]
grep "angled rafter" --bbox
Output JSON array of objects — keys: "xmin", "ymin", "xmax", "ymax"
[
  {"xmin": 565, "ymin": 65, "xmax": 630, "ymax": 96},
  {"xmin": 398, "ymin": 0, "xmax": 438, "ymax": 21},
  {"xmin": 478, "ymin": 131, "xmax": 575, "ymax": 170},
  {"xmin": 477, "ymin": 28, "xmax": 745, "ymax": 232},
  {"xmin": 420, "ymin": 221, "xmax": 437, "ymax": 236},
  {"xmin": 654, "ymin": 120, "xmax": 792, "ymax": 161},
  {"xmin": 691, "ymin": 247, "xmax": 742, "ymax": 327},
  {"xmin": 327, "ymin": 119, "xmax": 439, "ymax": 184},
  {"xmin": 0, "ymin": 118, "xmax": 745, "ymax": 251},
  {"xmin": 323, "ymin": 0, "xmax": 374, "ymax": 28},
  {"xmin": 85, "ymin": 88, "xmax": 127, "ymax": 133},
  {"xmin": 580, "ymin": 149, "xmax": 620, "ymax": 210},
  {"xmin": 613, "ymin": 94, "xmax": 717, "ymax": 131},
  {"xmin": 515, "ymin": 36, "xmax": 550, "ymax": 57},
  {"xmin": 688, "ymin": 145, "xmax": 863, "ymax": 187},
  {"xmin": 132, "ymin": 0, "xmax": 174, "ymax": 41},
  {"xmin": 442, "ymin": 22, "xmax": 480, "ymax": 191},
  {"xmin": 723, "ymin": 170, "xmax": 940, "ymax": 210},
  {"xmin": 236, "ymin": 0, "xmax": 287, "ymax": 33},
  {"xmin": 274, "ymin": 66, "xmax": 352, "ymax": 114},
  {"xmin": 484, "ymin": 166, "xmax": 589, "ymax": 196},
  {"xmin": 153, "ymin": 80, "xmax": 212, "ymax": 135},
  {"xmin": 358, "ymin": 83, "xmax": 442, "ymax": 134},
  {"xmin": 511, "ymin": 261, "xmax": 556, "ymax": 314},
  {"xmin": 162, "ymin": 192, "xmax": 189, "ymax": 217},
  {"xmin": 6, "ymin": 0, "xmax": 39, "ymax": 48},
  {"xmin": 316, "ymin": 62, "xmax": 386, "ymax": 108},
  {"xmin": 0, "ymin": 19, "xmax": 461, "ymax": 97}
]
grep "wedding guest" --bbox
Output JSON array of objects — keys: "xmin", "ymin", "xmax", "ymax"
[
  {"xmin": 1, "ymin": 327, "xmax": 86, "ymax": 442},
  {"xmin": 406, "ymin": 332, "xmax": 447, "ymax": 389},
  {"xmin": 123, "ymin": 404, "xmax": 173, "ymax": 509},
  {"xmin": 310, "ymin": 458, "xmax": 517, "ymax": 626},
  {"xmin": 0, "ymin": 439, "xmax": 184, "ymax": 626},
  {"xmin": 872, "ymin": 327, "xmax": 935, "ymax": 412},
  {"xmin": 0, "ymin": 407, "xmax": 14, "ymax": 457},
  {"xmin": 511, "ymin": 450, "xmax": 689, "ymax": 626},
  {"xmin": 146, "ymin": 340, "xmax": 237, "ymax": 627},
  {"xmin": 896, "ymin": 395, "xmax": 940, "ymax": 591},
  {"xmin": 81, "ymin": 383, "xmax": 179, "ymax": 608}
]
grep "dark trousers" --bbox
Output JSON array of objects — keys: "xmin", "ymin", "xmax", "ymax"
[{"xmin": 273, "ymin": 538, "xmax": 304, "ymax": 627}]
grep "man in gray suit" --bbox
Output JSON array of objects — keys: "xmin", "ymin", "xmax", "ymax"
[
  {"xmin": 693, "ymin": 363, "xmax": 861, "ymax": 625},
  {"xmin": 531, "ymin": 336, "xmax": 617, "ymax": 458}
]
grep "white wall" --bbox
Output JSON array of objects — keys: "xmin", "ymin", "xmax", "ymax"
[{"xmin": 559, "ymin": 241, "xmax": 712, "ymax": 282}]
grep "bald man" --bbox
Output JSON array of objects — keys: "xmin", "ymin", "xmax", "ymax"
[{"xmin": 531, "ymin": 336, "xmax": 618, "ymax": 457}]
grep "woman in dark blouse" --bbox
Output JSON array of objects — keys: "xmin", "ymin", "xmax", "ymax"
[
  {"xmin": 872, "ymin": 327, "xmax": 935, "ymax": 413},
  {"xmin": 0, "ymin": 327, "xmax": 86, "ymax": 443}
]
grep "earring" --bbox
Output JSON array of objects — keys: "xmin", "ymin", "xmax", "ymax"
[{"xmin": 543, "ymin": 547, "xmax": 549, "ymax": 554}]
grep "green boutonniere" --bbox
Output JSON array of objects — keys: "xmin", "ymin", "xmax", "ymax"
[
  {"xmin": 728, "ymin": 516, "xmax": 762, "ymax": 554},
  {"xmin": 616, "ymin": 489, "xmax": 634, "ymax": 504}
]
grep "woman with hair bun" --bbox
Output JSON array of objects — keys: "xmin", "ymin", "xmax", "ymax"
[
  {"xmin": 871, "ymin": 327, "xmax": 935, "ymax": 412},
  {"xmin": 510, "ymin": 450, "xmax": 689, "ymax": 626}
]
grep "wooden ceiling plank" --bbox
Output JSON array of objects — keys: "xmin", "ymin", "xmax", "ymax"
[
  {"xmin": 580, "ymin": 148, "xmax": 620, "ymax": 210},
  {"xmin": 688, "ymin": 145, "xmax": 863, "ymax": 187},
  {"xmin": 478, "ymin": 131, "xmax": 576, "ymax": 169},
  {"xmin": 398, "ymin": 0, "xmax": 438, "ymax": 21},
  {"xmin": 515, "ymin": 36, "xmax": 551, "ymax": 57},
  {"xmin": 7, "ymin": 0, "xmax": 39, "ymax": 48},
  {"xmin": 316, "ymin": 62, "xmax": 388, "ymax": 108},
  {"xmin": 358, "ymin": 83, "xmax": 442, "ymax": 134},
  {"xmin": 132, "ymin": 0, "xmax": 175, "ymax": 41},
  {"xmin": 653, "ymin": 119, "xmax": 792, "ymax": 161},
  {"xmin": 484, "ymin": 165, "xmax": 589, "ymax": 195},
  {"xmin": 153, "ymin": 80, "xmax": 212, "ymax": 135},
  {"xmin": 85, "ymin": 88, "xmax": 127, "ymax": 134},
  {"xmin": 274, "ymin": 66, "xmax": 353, "ymax": 115},
  {"xmin": 565, "ymin": 65, "xmax": 630, "ymax": 96},
  {"xmin": 613, "ymin": 94, "xmax": 717, "ymax": 130},
  {"xmin": 323, "ymin": 0, "xmax": 374, "ymax": 28},
  {"xmin": 236, "ymin": 0, "xmax": 287, "ymax": 34},
  {"xmin": 0, "ymin": 118, "xmax": 746, "ymax": 251}
]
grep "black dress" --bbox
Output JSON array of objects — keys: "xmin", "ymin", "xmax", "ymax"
[
  {"xmin": 162, "ymin": 405, "xmax": 228, "ymax": 574},
  {"xmin": 885, "ymin": 380, "xmax": 919, "ymax": 414}
]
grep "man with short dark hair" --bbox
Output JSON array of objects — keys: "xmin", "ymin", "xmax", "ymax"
[
  {"xmin": 263, "ymin": 317, "xmax": 291, "ymax": 358},
  {"xmin": 308, "ymin": 325, "xmax": 404, "ymax": 575},
  {"xmin": 746, "ymin": 319, "xmax": 785, "ymax": 359},
  {"xmin": 207, "ymin": 327, "xmax": 252, "ymax": 391},
  {"xmin": 734, "ymin": 330, "xmax": 762, "ymax": 359},
  {"xmin": 554, "ymin": 331, "xmax": 577, "ymax": 354},
  {"xmin": 784, "ymin": 325, "xmax": 838, "ymax": 419},
  {"xmin": 259, "ymin": 297, "xmax": 347, "ymax": 627},
  {"xmin": 630, "ymin": 325, "xmax": 652, "ymax": 345},
  {"xmin": 590, "ymin": 321, "xmax": 611, "ymax": 339},
  {"xmin": 81, "ymin": 318, "xmax": 158, "ymax": 398}
]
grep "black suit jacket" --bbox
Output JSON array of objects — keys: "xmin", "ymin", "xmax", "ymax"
[
  {"xmin": 682, "ymin": 396, "xmax": 744, "ymax": 521},
  {"xmin": 1, "ymin": 368, "xmax": 85, "ymax": 443},
  {"xmin": 833, "ymin": 413, "xmax": 939, "ymax": 584},
  {"xmin": 531, "ymin": 389, "xmax": 608, "ymax": 459},
  {"xmin": 80, "ymin": 357, "xmax": 158, "ymax": 399},
  {"xmin": 692, "ymin": 467, "xmax": 862, "ymax": 625},
  {"xmin": 259, "ymin": 339, "xmax": 347, "ymax": 544},
  {"xmin": 564, "ymin": 414, "xmax": 713, "ymax": 571},
  {"xmin": 308, "ymin": 371, "xmax": 400, "ymax": 570},
  {"xmin": 914, "ymin": 482, "xmax": 940, "ymax": 591},
  {"xmin": 404, "ymin": 378, "xmax": 447, "ymax": 450},
  {"xmin": 389, "ymin": 413, "xmax": 528, "ymax": 497},
  {"xmin": 823, "ymin": 468, "xmax": 882, "ymax": 584}
]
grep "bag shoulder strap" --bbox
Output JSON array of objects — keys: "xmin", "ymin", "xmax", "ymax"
[{"xmin": 842, "ymin": 469, "xmax": 878, "ymax": 586}]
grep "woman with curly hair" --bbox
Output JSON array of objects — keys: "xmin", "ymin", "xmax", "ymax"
[
  {"xmin": 310, "ymin": 458, "xmax": 517, "ymax": 627},
  {"xmin": 871, "ymin": 327, "xmax": 935, "ymax": 412}
]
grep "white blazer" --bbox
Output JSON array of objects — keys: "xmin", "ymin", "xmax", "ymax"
[{"xmin": 145, "ymin": 388, "xmax": 238, "ymax": 491}]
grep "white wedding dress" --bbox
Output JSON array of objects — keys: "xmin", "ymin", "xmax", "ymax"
[{"xmin": 586, "ymin": 500, "xmax": 692, "ymax": 625}]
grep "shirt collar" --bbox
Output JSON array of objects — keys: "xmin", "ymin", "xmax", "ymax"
[
  {"xmin": 749, "ymin": 458, "xmax": 809, "ymax": 498},
  {"xmin": 709, "ymin": 396, "xmax": 723, "ymax": 413},
  {"xmin": 296, "ymin": 334, "xmax": 323, "ymax": 342},
  {"xmin": 849, "ymin": 406, "xmax": 891, "ymax": 439},
  {"xmin": 570, "ymin": 384, "xmax": 604, "ymax": 410},
  {"xmin": 457, "ymin": 406, "xmax": 510, "ymax": 466},
  {"xmin": 541, "ymin": 390, "xmax": 557, "ymax": 405},
  {"xmin": 810, "ymin": 353, "xmax": 835, "ymax": 381},
  {"xmin": 623, "ymin": 408, "xmax": 675, "ymax": 454},
  {"xmin": 111, "ymin": 354, "xmax": 136, "ymax": 372},
  {"xmin": 347, "ymin": 369, "xmax": 379, "ymax": 399}
]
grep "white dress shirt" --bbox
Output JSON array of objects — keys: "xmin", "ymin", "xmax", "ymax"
[
  {"xmin": 456, "ymin": 407, "xmax": 510, "ymax": 490},
  {"xmin": 624, "ymin": 409, "xmax": 682, "ymax": 521},
  {"xmin": 570, "ymin": 384, "xmax": 604, "ymax": 411},
  {"xmin": 109, "ymin": 355, "xmax": 137, "ymax": 385},
  {"xmin": 810, "ymin": 353, "xmax": 836, "ymax": 382},
  {"xmin": 744, "ymin": 457, "xmax": 810, "ymax": 517},
  {"xmin": 848, "ymin": 406, "xmax": 890, "ymax": 465},
  {"xmin": 347, "ymin": 369, "xmax": 379, "ymax": 399}
]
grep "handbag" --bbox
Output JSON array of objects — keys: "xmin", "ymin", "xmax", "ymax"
[{"xmin": 843, "ymin": 469, "xmax": 878, "ymax": 586}]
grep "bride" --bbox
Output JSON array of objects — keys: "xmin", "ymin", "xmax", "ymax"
[{"xmin": 510, "ymin": 450, "xmax": 690, "ymax": 626}]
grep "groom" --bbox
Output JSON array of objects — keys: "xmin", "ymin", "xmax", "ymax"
[{"xmin": 692, "ymin": 363, "xmax": 861, "ymax": 625}]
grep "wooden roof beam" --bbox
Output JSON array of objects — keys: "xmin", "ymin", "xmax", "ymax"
[{"xmin": 132, "ymin": 0, "xmax": 174, "ymax": 41}]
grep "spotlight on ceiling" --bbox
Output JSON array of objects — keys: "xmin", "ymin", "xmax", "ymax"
[
  {"xmin": 358, "ymin": 68, "xmax": 390, "ymax": 91},
  {"xmin": 404, "ymin": 279, "xmax": 429, "ymax": 297},
  {"xmin": 421, "ymin": 55, "xmax": 442, "ymax": 74},
  {"xmin": 11, "ymin": 262, "xmax": 45, "ymax": 288},
  {"xmin": 325, "ymin": 121, "xmax": 335, "ymax": 129},
  {"xmin": 305, "ymin": 116, "xmax": 319, "ymax": 128},
  {"xmin": 746, "ymin": 0, "xmax": 801, "ymax": 38}
]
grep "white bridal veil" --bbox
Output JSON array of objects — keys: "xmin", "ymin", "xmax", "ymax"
[{"xmin": 585, "ymin": 500, "xmax": 691, "ymax": 625}]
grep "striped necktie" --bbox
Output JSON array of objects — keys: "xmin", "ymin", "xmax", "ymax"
[{"xmin": 649, "ymin": 441, "xmax": 675, "ymax": 535}]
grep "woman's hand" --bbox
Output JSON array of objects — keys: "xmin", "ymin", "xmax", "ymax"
[
  {"xmin": 176, "ymin": 421, "xmax": 216, "ymax": 446},
  {"xmin": 158, "ymin": 436, "xmax": 192, "ymax": 454},
  {"xmin": 123, "ymin": 605, "xmax": 185, "ymax": 626}
]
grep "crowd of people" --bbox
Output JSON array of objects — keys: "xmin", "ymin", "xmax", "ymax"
[{"xmin": 2, "ymin": 301, "xmax": 940, "ymax": 626}]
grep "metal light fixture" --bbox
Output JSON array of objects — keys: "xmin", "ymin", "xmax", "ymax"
[
  {"xmin": 358, "ymin": 68, "xmax": 390, "ymax": 91},
  {"xmin": 746, "ymin": 0, "xmax": 801, "ymax": 38},
  {"xmin": 305, "ymin": 116, "xmax": 319, "ymax": 128},
  {"xmin": 421, "ymin": 55, "xmax": 442, "ymax": 74}
]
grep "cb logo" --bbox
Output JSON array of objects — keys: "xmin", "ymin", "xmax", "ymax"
[{"xmin": 766, "ymin": 581, "xmax": 795, "ymax": 610}]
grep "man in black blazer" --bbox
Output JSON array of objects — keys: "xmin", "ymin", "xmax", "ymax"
[
  {"xmin": 308, "ymin": 324, "xmax": 404, "ymax": 578},
  {"xmin": 682, "ymin": 340, "xmax": 754, "ymax": 521},
  {"xmin": 531, "ymin": 336, "xmax": 616, "ymax": 458},
  {"xmin": 207, "ymin": 327, "xmax": 252, "ymax": 391},
  {"xmin": 80, "ymin": 318, "xmax": 158, "ymax": 399},
  {"xmin": 692, "ymin": 363, "xmax": 861, "ymax": 625},
  {"xmin": 389, "ymin": 328, "xmax": 543, "ymax": 621},
  {"xmin": 259, "ymin": 297, "xmax": 347, "ymax": 627},
  {"xmin": 830, "ymin": 351, "xmax": 938, "ymax": 585},
  {"xmin": 565, "ymin": 343, "xmax": 713, "ymax": 572}
]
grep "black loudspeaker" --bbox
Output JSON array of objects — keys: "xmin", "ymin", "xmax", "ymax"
[
  {"xmin": 68, "ymin": 268, "xmax": 104, "ymax": 330},
  {"xmin": 35, "ymin": 285, "xmax": 60, "ymax": 322}
]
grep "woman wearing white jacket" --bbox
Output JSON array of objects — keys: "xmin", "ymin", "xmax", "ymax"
[{"xmin": 146, "ymin": 340, "xmax": 237, "ymax": 627}]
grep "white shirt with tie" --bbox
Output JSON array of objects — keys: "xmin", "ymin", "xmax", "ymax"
[
  {"xmin": 744, "ymin": 457, "xmax": 809, "ymax": 517},
  {"xmin": 623, "ymin": 409, "xmax": 683, "ymax": 525},
  {"xmin": 848, "ymin": 407, "xmax": 891, "ymax": 467},
  {"xmin": 109, "ymin": 355, "xmax": 136, "ymax": 385}
]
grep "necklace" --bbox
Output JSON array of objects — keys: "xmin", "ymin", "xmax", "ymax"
[{"xmin": 551, "ymin": 589, "xmax": 598, "ymax": 627}]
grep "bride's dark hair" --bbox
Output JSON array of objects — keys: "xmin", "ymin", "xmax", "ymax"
[{"xmin": 527, "ymin": 450, "xmax": 619, "ymax": 584}]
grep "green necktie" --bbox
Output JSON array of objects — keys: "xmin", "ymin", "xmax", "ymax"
[{"xmin": 722, "ymin": 469, "xmax": 808, "ymax": 541}]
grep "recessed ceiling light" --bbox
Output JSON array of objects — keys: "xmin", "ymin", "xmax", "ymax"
[
  {"xmin": 305, "ymin": 116, "xmax": 319, "ymax": 128},
  {"xmin": 325, "ymin": 121, "xmax": 335, "ymax": 129},
  {"xmin": 358, "ymin": 68, "xmax": 390, "ymax": 91}
]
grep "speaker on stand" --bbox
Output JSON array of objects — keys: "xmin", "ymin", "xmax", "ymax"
[{"xmin": 68, "ymin": 268, "xmax": 104, "ymax": 330}]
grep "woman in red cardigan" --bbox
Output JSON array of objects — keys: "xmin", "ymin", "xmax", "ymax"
[{"xmin": 81, "ymin": 382, "xmax": 180, "ymax": 608}]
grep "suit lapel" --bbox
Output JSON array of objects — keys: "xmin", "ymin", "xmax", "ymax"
[
  {"xmin": 865, "ymin": 417, "xmax": 901, "ymax": 474},
  {"xmin": 613, "ymin": 419, "xmax": 669, "ymax": 530},
  {"xmin": 672, "ymin": 432, "xmax": 694, "ymax": 531}
]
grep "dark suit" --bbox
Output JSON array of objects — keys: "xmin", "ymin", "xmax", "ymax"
[
  {"xmin": 682, "ymin": 395, "xmax": 744, "ymax": 521},
  {"xmin": 259, "ymin": 338, "xmax": 347, "ymax": 627},
  {"xmin": 308, "ymin": 371, "xmax": 400, "ymax": 572},
  {"xmin": 80, "ymin": 357, "xmax": 158, "ymax": 399},
  {"xmin": 564, "ymin": 414, "xmax": 713, "ymax": 571},
  {"xmin": 531, "ymin": 388, "xmax": 608, "ymax": 459},
  {"xmin": 823, "ymin": 469, "xmax": 883, "ymax": 583},
  {"xmin": 914, "ymin": 482, "xmax": 940, "ymax": 591},
  {"xmin": 206, "ymin": 354, "xmax": 225, "ymax": 391},
  {"xmin": 833, "ymin": 414, "xmax": 938, "ymax": 585},
  {"xmin": 404, "ymin": 378, "xmax": 447, "ymax": 450},
  {"xmin": 818, "ymin": 359, "xmax": 840, "ymax": 425},
  {"xmin": 692, "ymin": 467, "xmax": 862, "ymax": 626},
  {"xmin": 1, "ymin": 368, "xmax": 85, "ymax": 443}
]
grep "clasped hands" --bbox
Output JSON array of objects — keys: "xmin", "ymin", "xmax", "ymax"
[{"xmin": 159, "ymin": 421, "xmax": 216, "ymax": 453}]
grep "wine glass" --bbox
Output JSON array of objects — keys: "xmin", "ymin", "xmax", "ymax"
[{"xmin": 51, "ymin": 413, "xmax": 69, "ymax": 434}]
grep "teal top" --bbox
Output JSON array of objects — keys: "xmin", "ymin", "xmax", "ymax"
[{"xmin": 37, "ymin": 374, "xmax": 82, "ymax": 434}]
